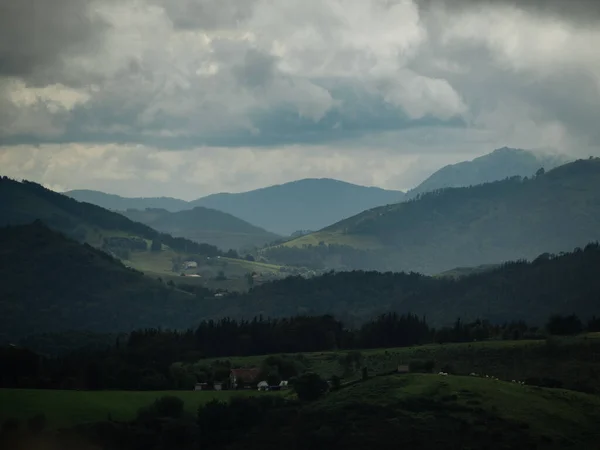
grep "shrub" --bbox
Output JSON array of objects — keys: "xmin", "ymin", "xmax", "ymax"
[
  {"xmin": 330, "ymin": 375, "xmax": 341, "ymax": 391},
  {"xmin": 546, "ymin": 314, "xmax": 583, "ymax": 336},
  {"xmin": 292, "ymin": 372, "xmax": 329, "ymax": 401},
  {"xmin": 409, "ymin": 359, "xmax": 435, "ymax": 373}
]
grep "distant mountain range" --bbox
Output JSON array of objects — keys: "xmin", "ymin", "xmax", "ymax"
[
  {"xmin": 67, "ymin": 178, "xmax": 405, "ymax": 236},
  {"xmin": 406, "ymin": 147, "xmax": 571, "ymax": 199},
  {"xmin": 121, "ymin": 207, "xmax": 280, "ymax": 251},
  {"xmin": 273, "ymin": 158, "xmax": 600, "ymax": 274}
]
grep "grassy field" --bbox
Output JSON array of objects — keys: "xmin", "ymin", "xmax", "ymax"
[
  {"xmin": 128, "ymin": 250, "xmax": 284, "ymax": 292},
  {"xmin": 279, "ymin": 231, "xmax": 382, "ymax": 250},
  {"xmin": 0, "ymin": 389, "xmax": 274, "ymax": 428}
]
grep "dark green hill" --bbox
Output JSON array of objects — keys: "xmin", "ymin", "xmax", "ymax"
[
  {"xmin": 121, "ymin": 207, "xmax": 280, "ymax": 251},
  {"xmin": 0, "ymin": 177, "xmax": 224, "ymax": 257},
  {"xmin": 192, "ymin": 178, "xmax": 404, "ymax": 235},
  {"xmin": 406, "ymin": 147, "xmax": 570, "ymax": 199},
  {"xmin": 277, "ymin": 158, "xmax": 600, "ymax": 273},
  {"xmin": 213, "ymin": 243, "xmax": 600, "ymax": 326},
  {"xmin": 0, "ymin": 222, "xmax": 211, "ymax": 341}
]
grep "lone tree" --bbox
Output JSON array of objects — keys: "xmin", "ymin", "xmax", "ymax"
[
  {"xmin": 292, "ymin": 372, "xmax": 329, "ymax": 401},
  {"xmin": 151, "ymin": 238, "xmax": 162, "ymax": 252},
  {"xmin": 546, "ymin": 314, "xmax": 583, "ymax": 336}
]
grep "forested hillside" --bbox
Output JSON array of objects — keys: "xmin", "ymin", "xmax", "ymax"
[
  {"xmin": 121, "ymin": 207, "xmax": 279, "ymax": 251},
  {"xmin": 0, "ymin": 223, "xmax": 211, "ymax": 341},
  {"xmin": 0, "ymin": 177, "xmax": 225, "ymax": 257},
  {"xmin": 275, "ymin": 158, "xmax": 600, "ymax": 273},
  {"xmin": 205, "ymin": 242, "xmax": 600, "ymax": 327}
]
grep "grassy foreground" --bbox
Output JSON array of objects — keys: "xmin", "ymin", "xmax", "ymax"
[{"xmin": 0, "ymin": 389, "xmax": 268, "ymax": 428}]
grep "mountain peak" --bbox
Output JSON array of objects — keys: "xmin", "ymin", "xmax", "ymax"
[{"xmin": 406, "ymin": 147, "xmax": 571, "ymax": 198}]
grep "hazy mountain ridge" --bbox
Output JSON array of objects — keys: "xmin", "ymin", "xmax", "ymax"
[
  {"xmin": 406, "ymin": 147, "xmax": 571, "ymax": 199},
  {"xmin": 121, "ymin": 207, "xmax": 280, "ymax": 251},
  {"xmin": 275, "ymin": 158, "xmax": 600, "ymax": 273},
  {"xmin": 66, "ymin": 189, "xmax": 189, "ymax": 212},
  {"xmin": 67, "ymin": 178, "xmax": 405, "ymax": 236}
]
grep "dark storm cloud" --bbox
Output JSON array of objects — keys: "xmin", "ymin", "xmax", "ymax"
[
  {"xmin": 419, "ymin": 0, "xmax": 600, "ymax": 24},
  {"xmin": 0, "ymin": 0, "xmax": 111, "ymax": 86}
]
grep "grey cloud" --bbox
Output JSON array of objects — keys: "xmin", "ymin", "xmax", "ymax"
[
  {"xmin": 232, "ymin": 49, "xmax": 277, "ymax": 89},
  {"xmin": 0, "ymin": 0, "xmax": 112, "ymax": 85},
  {"xmin": 151, "ymin": 0, "xmax": 257, "ymax": 29}
]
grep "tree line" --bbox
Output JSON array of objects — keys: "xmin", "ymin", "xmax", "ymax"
[{"xmin": 3, "ymin": 311, "xmax": 596, "ymax": 391}]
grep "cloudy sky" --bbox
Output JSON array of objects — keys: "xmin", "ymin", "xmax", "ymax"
[{"xmin": 1, "ymin": 0, "xmax": 599, "ymax": 199}]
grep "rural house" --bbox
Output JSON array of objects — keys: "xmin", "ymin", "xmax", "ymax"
[{"xmin": 230, "ymin": 368, "xmax": 261, "ymax": 389}]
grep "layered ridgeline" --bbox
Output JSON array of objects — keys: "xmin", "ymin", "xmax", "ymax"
[
  {"xmin": 0, "ymin": 177, "xmax": 225, "ymax": 257},
  {"xmin": 68, "ymin": 178, "xmax": 405, "ymax": 236},
  {"xmin": 406, "ymin": 147, "xmax": 570, "ymax": 199},
  {"xmin": 0, "ymin": 222, "xmax": 210, "ymax": 342},
  {"xmin": 121, "ymin": 207, "xmax": 280, "ymax": 251},
  {"xmin": 191, "ymin": 178, "xmax": 404, "ymax": 235},
  {"xmin": 4, "ymin": 221, "xmax": 597, "ymax": 341},
  {"xmin": 64, "ymin": 189, "xmax": 189, "ymax": 212},
  {"xmin": 270, "ymin": 158, "xmax": 600, "ymax": 273}
]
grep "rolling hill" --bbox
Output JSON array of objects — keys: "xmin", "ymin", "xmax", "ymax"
[
  {"xmin": 274, "ymin": 158, "xmax": 600, "ymax": 273},
  {"xmin": 121, "ymin": 207, "xmax": 280, "ymax": 251},
  {"xmin": 0, "ymin": 222, "xmax": 210, "ymax": 341},
  {"xmin": 406, "ymin": 147, "xmax": 571, "ymax": 199}
]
